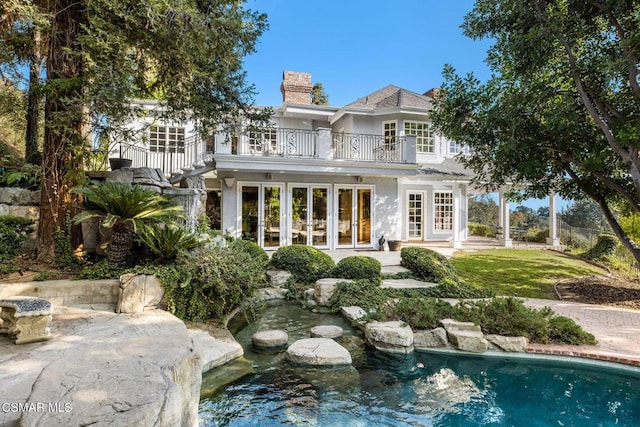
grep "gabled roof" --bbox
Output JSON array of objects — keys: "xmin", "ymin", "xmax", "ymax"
[{"xmin": 345, "ymin": 85, "xmax": 433, "ymax": 110}]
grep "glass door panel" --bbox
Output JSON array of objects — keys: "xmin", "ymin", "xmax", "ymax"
[
  {"xmin": 263, "ymin": 186, "xmax": 282, "ymax": 248},
  {"xmin": 241, "ymin": 186, "xmax": 259, "ymax": 243},
  {"xmin": 357, "ymin": 188, "xmax": 372, "ymax": 246},
  {"xmin": 291, "ymin": 187, "xmax": 308, "ymax": 245},
  {"xmin": 337, "ymin": 188, "xmax": 353, "ymax": 246},
  {"xmin": 311, "ymin": 188, "xmax": 328, "ymax": 246},
  {"xmin": 408, "ymin": 192, "xmax": 424, "ymax": 240}
]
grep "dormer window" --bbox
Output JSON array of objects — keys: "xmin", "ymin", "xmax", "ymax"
[{"xmin": 405, "ymin": 121, "xmax": 434, "ymax": 153}]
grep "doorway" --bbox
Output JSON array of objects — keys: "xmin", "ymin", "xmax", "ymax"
[
  {"xmin": 240, "ymin": 184, "xmax": 284, "ymax": 249},
  {"xmin": 289, "ymin": 185, "xmax": 330, "ymax": 248},
  {"xmin": 407, "ymin": 191, "xmax": 425, "ymax": 240},
  {"xmin": 336, "ymin": 186, "xmax": 373, "ymax": 248}
]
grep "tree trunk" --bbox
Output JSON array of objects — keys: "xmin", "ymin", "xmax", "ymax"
[
  {"xmin": 36, "ymin": 0, "xmax": 86, "ymax": 263},
  {"xmin": 108, "ymin": 224, "xmax": 133, "ymax": 268},
  {"xmin": 25, "ymin": 27, "xmax": 42, "ymax": 165}
]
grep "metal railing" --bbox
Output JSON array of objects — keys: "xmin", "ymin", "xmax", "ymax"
[
  {"xmin": 332, "ymin": 132, "xmax": 405, "ymax": 163},
  {"xmin": 118, "ymin": 134, "xmax": 210, "ymax": 175},
  {"xmin": 238, "ymin": 128, "xmax": 317, "ymax": 158}
]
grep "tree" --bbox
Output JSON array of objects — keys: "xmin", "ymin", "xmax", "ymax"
[
  {"xmin": 311, "ymin": 82, "xmax": 329, "ymax": 105},
  {"xmin": 560, "ymin": 199, "xmax": 610, "ymax": 231},
  {"xmin": 1, "ymin": 0, "xmax": 267, "ymax": 262},
  {"xmin": 431, "ymin": 0, "xmax": 640, "ymax": 263},
  {"xmin": 468, "ymin": 194, "xmax": 498, "ymax": 225}
]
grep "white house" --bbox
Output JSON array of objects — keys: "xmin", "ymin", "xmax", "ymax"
[{"xmin": 114, "ymin": 71, "xmax": 485, "ymax": 250}]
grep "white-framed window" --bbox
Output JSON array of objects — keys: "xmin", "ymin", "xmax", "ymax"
[
  {"xmin": 248, "ymin": 128, "xmax": 278, "ymax": 153},
  {"xmin": 434, "ymin": 191, "xmax": 453, "ymax": 231},
  {"xmin": 449, "ymin": 140, "xmax": 471, "ymax": 155},
  {"xmin": 149, "ymin": 126, "xmax": 185, "ymax": 153},
  {"xmin": 405, "ymin": 121, "xmax": 434, "ymax": 153},
  {"xmin": 383, "ymin": 121, "xmax": 397, "ymax": 144}
]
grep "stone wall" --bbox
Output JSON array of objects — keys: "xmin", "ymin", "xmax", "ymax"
[{"xmin": 0, "ymin": 187, "xmax": 40, "ymax": 221}]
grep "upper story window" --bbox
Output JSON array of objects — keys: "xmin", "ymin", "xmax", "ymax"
[
  {"xmin": 248, "ymin": 128, "xmax": 278, "ymax": 153},
  {"xmin": 404, "ymin": 121, "xmax": 434, "ymax": 153},
  {"xmin": 449, "ymin": 140, "xmax": 471, "ymax": 156},
  {"xmin": 383, "ymin": 121, "xmax": 396, "ymax": 144},
  {"xmin": 149, "ymin": 126, "xmax": 185, "ymax": 153}
]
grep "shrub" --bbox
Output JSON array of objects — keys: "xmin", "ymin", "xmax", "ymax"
[
  {"xmin": 161, "ymin": 244, "xmax": 269, "ymax": 322},
  {"xmin": 228, "ymin": 239, "xmax": 269, "ymax": 265},
  {"xmin": 270, "ymin": 245, "xmax": 335, "ymax": 284},
  {"xmin": 136, "ymin": 223, "xmax": 201, "ymax": 263},
  {"xmin": 583, "ymin": 234, "xmax": 619, "ymax": 261},
  {"xmin": 333, "ymin": 256, "xmax": 381, "ymax": 280},
  {"xmin": 328, "ymin": 279, "xmax": 387, "ymax": 313},
  {"xmin": 468, "ymin": 223, "xmax": 493, "ymax": 237},
  {"xmin": 380, "ymin": 297, "xmax": 457, "ymax": 330},
  {"xmin": 400, "ymin": 247, "xmax": 457, "ymax": 282},
  {"xmin": 547, "ymin": 315, "xmax": 596, "ymax": 345},
  {"xmin": 528, "ymin": 228, "xmax": 549, "ymax": 243},
  {"xmin": 0, "ymin": 215, "xmax": 35, "ymax": 274}
]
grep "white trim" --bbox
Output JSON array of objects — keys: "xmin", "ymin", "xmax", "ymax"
[{"xmin": 287, "ymin": 183, "xmax": 332, "ymax": 249}]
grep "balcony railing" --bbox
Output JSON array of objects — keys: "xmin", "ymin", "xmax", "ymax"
[
  {"xmin": 238, "ymin": 128, "xmax": 317, "ymax": 158},
  {"xmin": 332, "ymin": 132, "xmax": 405, "ymax": 163}
]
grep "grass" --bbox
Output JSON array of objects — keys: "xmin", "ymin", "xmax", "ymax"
[{"xmin": 451, "ymin": 249, "xmax": 607, "ymax": 299}]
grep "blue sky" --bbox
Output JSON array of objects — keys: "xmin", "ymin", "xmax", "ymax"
[
  {"xmin": 243, "ymin": 0, "xmax": 492, "ymax": 106},
  {"xmin": 242, "ymin": 0, "xmax": 567, "ymax": 211}
]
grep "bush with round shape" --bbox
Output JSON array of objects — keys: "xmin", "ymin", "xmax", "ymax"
[
  {"xmin": 583, "ymin": 234, "xmax": 619, "ymax": 261},
  {"xmin": 269, "ymin": 245, "xmax": 335, "ymax": 284},
  {"xmin": 333, "ymin": 256, "xmax": 381, "ymax": 280},
  {"xmin": 229, "ymin": 239, "xmax": 269, "ymax": 266},
  {"xmin": 400, "ymin": 246, "xmax": 456, "ymax": 283}
]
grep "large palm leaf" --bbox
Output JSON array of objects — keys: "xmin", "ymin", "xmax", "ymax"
[{"xmin": 73, "ymin": 181, "xmax": 184, "ymax": 267}]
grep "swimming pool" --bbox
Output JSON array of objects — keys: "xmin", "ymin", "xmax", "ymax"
[{"xmin": 199, "ymin": 303, "xmax": 640, "ymax": 426}]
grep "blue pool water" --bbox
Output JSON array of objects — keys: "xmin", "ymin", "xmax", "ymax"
[{"xmin": 199, "ymin": 303, "xmax": 640, "ymax": 426}]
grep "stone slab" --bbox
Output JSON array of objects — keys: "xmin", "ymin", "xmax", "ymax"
[
  {"xmin": 440, "ymin": 318, "xmax": 482, "ymax": 333},
  {"xmin": 365, "ymin": 321, "xmax": 414, "ymax": 354},
  {"xmin": 414, "ymin": 327, "xmax": 449, "ymax": 350},
  {"xmin": 486, "ymin": 334, "xmax": 528, "ymax": 352},
  {"xmin": 189, "ymin": 325, "xmax": 244, "ymax": 373},
  {"xmin": 381, "ymin": 279, "xmax": 438, "ymax": 289},
  {"xmin": 447, "ymin": 330, "xmax": 489, "ymax": 353},
  {"xmin": 310, "ymin": 325, "xmax": 343, "ymax": 339},
  {"xmin": 285, "ymin": 338, "xmax": 352, "ymax": 366}
]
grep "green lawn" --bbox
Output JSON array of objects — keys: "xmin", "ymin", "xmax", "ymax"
[{"xmin": 451, "ymin": 249, "xmax": 607, "ymax": 299}]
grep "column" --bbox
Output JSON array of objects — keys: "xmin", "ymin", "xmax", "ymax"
[
  {"xmin": 451, "ymin": 183, "xmax": 463, "ymax": 248},
  {"xmin": 547, "ymin": 192, "xmax": 561, "ymax": 247},
  {"xmin": 499, "ymin": 189, "xmax": 512, "ymax": 247}
]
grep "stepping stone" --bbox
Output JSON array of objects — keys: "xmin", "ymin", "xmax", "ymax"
[
  {"xmin": 310, "ymin": 325, "xmax": 343, "ymax": 340},
  {"xmin": 285, "ymin": 338, "xmax": 352, "ymax": 366},
  {"xmin": 252, "ymin": 329, "xmax": 288, "ymax": 353},
  {"xmin": 381, "ymin": 279, "xmax": 438, "ymax": 289},
  {"xmin": 365, "ymin": 321, "xmax": 414, "ymax": 354}
]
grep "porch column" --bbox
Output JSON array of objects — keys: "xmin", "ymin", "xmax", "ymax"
[
  {"xmin": 451, "ymin": 183, "xmax": 463, "ymax": 248},
  {"xmin": 316, "ymin": 128, "xmax": 333, "ymax": 160},
  {"xmin": 547, "ymin": 191, "xmax": 561, "ymax": 247},
  {"xmin": 499, "ymin": 189, "xmax": 512, "ymax": 247}
]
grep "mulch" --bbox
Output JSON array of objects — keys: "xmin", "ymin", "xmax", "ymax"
[{"xmin": 555, "ymin": 275, "xmax": 640, "ymax": 310}]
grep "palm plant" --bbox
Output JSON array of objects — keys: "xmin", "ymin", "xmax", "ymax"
[
  {"xmin": 136, "ymin": 223, "xmax": 200, "ymax": 263},
  {"xmin": 73, "ymin": 181, "xmax": 184, "ymax": 267}
]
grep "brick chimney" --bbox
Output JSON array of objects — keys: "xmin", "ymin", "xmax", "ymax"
[
  {"xmin": 423, "ymin": 88, "xmax": 441, "ymax": 98},
  {"xmin": 281, "ymin": 71, "xmax": 313, "ymax": 104}
]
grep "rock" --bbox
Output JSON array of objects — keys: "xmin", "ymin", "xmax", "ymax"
[
  {"xmin": 285, "ymin": 338, "xmax": 352, "ymax": 366},
  {"xmin": 365, "ymin": 321, "xmax": 414, "ymax": 354},
  {"xmin": 0, "ymin": 204, "xmax": 39, "ymax": 221},
  {"xmin": 0, "ymin": 307, "xmax": 202, "ymax": 427},
  {"xmin": 315, "ymin": 278, "xmax": 353, "ymax": 306},
  {"xmin": 447, "ymin": 330, "xmax": 489, "ymax": 353},
  {"xmin": 258, "ymin": 287, "xmax": 288, "ymax": 300},
  {"xmin": 116, "ymin": 274, "xmax": 165, "ymax": 314},
  {"xmin": 252, "ymin": 329, "xmax": 288, "ymax": 353},
  {"xmin": 267, "ymin": 269, "xmax": 292, "ymax": 287},
  {"xmin": 486, "ymin": 335, "xmax": 528, "ymax": 352},
  {"xmin": 132, "ymin": 167, "xmax": 172, "ymax": 188},
  {"xmin": 440, "ymin": 318, "xmax": 482, "ymax": 333},
  {"xmin": 189, "ymin": 325, "xmax": 243, "ymax": 373},
  {"xmin": 414, "ymin": 327, "xmax": 449, "ymax": 350},
  {"xmin": 0, "ymin": 187, "xmax": 39, "ymax": 205},
  {"xmin": 310, "ymin": 325, "xmax": 343, "ymax": 340},
  {"xmin": 341, "ymin": 306, "xmax": 367, "ymax": 323}
]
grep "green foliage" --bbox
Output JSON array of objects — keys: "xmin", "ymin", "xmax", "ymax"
[
  {"xmin": 161, "ymin": 245, "xmax": 268, "ymax": 322},
  {"xmin": 53, "ymin": 227, "xmax": 85, "ymax": 270},
  {"xmin": 583, "ymin": 234, "xmax": 619, "ymax": 262},
  {"xmin": 332, "ymin": 256, "xmax": 381, "ymax": 280},
  {"xmin": 400, "ymin": 247, "xmax": 457, "ymax": 283},
  {"xmin": 468, "ymin": 194, "xmax": 498, "ymax": 226},
  {"xmin": 136, "ymin": 223, "xmax": 201, "ymax": 263},
  {"xmin": 328, "ymin": 279, "xmax": 387, "ymax": 313},
  {"xmin": 453, "ymin": 297, "xmax": 596, "ymax": 345},
  {"xmin": 0, "ymin": 215, "xmax": 35, "ymax": 275},
  {"xmin": 0, "ymin": 163, "xmax": 41, "ymax": 190},
  {"xmin": 378, "ymin": 297, "xmax": 457, "ymax": 330},
  {"xmin": 228, "ymin": 239, "xmax": 269, "ymax": 265},
  {"xmin": 270, "ymin": 245, "xmax": 335, "ymax": 284},
  {"xmin": 311, "ymin": 83, "xmax": 329, "ymax": 105},
  {"xmin": 77, "ymin": 259, "xmax": 128, "ymax": 280},
  {"xmin": 468, "ymin": 223, "xmax": 494, "ymax": 237}
]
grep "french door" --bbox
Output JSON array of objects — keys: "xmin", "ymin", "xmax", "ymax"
[
  {"xmin": 289, "ymin": 185, "xmax": 330, "ymax": 248},
  {"xmin": 407, "ymin": 191, "xmax": 425, "ymax": 240},
  {"xmin": 240, "ymin": 184, "xmax": 284, "ymax": 249},
  {"xmin": 336, "ymin": 186, "xmax": 373, "ymax": 248}
]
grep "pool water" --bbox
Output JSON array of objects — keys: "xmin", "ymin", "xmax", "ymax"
[{"xmin": 199, "ymin": 303, "xmax": 640, "ymax": 426}]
